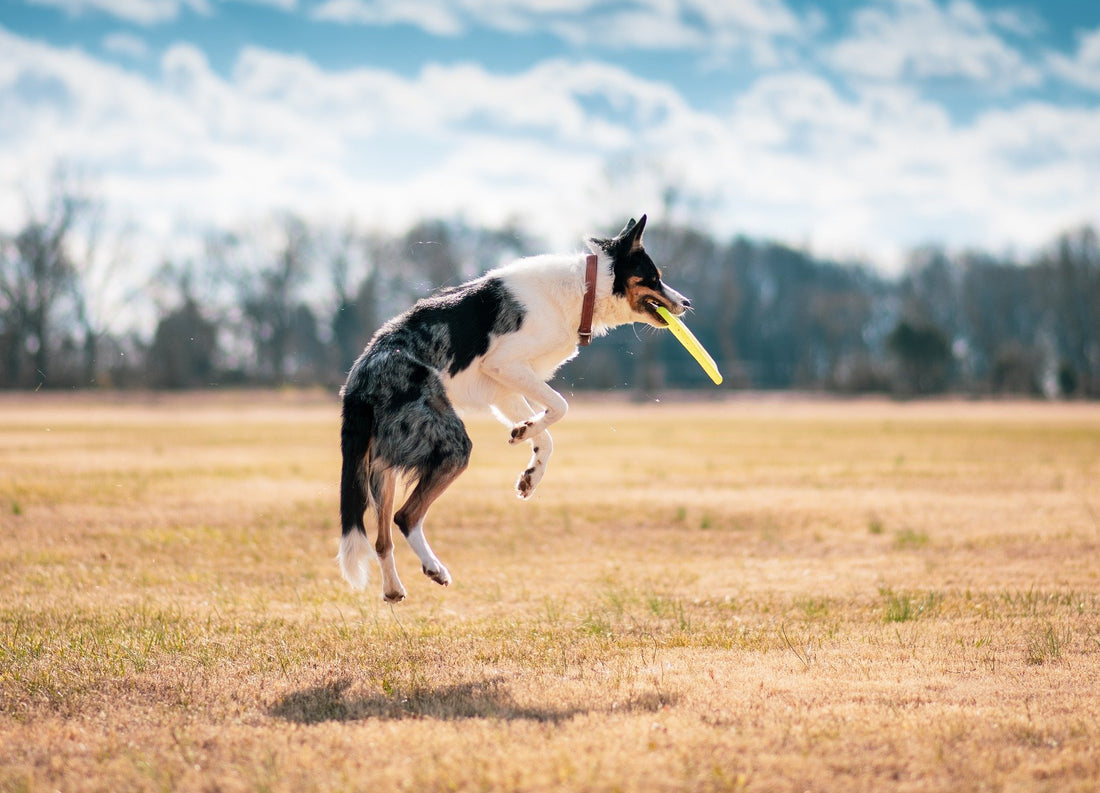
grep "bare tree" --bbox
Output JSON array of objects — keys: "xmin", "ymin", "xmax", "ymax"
[
  {"xmin": 957, "ymin": 253, "xmax": 1041, "ymax": 392},
  {"xmin": 69, "ymin": 202, "xmax": 137, "ymax": 387},
  {"xmin": 322, "ymin": 223, "xmax": 379, "ymax": 378},
  {"xmin": 146, "ymin": 260, "xmax": 223, "ymax": 388},
  {"xmin": 887, "ymin": 320, "xmax": 952, "ymax": 396},
  {"xmin": 221, "ymin": 214, "xmax": 317, "ymax": 385},
  {"xmin": 148, "ymin": 297, "xmax": 219, "ymax": 388},
  {"xmin": 0, "ymin": 171, "xmax": 91, "ymax": 387},
  {"xmin": 1036, "ymin": 226, "xmax": 1100, "ymax": 395}
]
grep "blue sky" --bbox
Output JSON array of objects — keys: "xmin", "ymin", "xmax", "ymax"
[{"xmin": 2, "ymin": 0, "xmax": 1099, "ymax": 272}]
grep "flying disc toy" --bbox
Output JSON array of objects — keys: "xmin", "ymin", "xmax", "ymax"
[
  {"xmin": 653, "ymin": 305, "xmax": 723, "ymax": 385},
  {"xmin": 654, "ymin": 305, "xmax": 723, "ymax": 385}
]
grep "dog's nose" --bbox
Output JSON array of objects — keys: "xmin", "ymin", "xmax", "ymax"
[{"xmin": 681, "ymin": 297, "xmax": 692, "ymax": 309}]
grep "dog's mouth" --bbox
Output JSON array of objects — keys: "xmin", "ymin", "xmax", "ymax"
[{"xmin": 644, "ymin": 299, "xmax": 670, "ymax": 326}]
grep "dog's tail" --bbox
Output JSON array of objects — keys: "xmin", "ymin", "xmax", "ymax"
[{"xmin": 338, "ymin": 394, "xmax": 375, "ymax": 590}]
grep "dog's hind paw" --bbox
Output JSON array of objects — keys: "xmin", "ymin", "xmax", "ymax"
[
  {"xmin": 422, "ymin": 563, "xmax": 451, "ymax": 587},
  {"xmin": 383, "ymin": 586, "xmax": 407, "ymax": 603}
]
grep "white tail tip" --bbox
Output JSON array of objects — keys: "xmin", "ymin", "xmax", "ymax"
[{"xmin": 338, "ymin": 531, "xmax": 372, "ymax": 590}]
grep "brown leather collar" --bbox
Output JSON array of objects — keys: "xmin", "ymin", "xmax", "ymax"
[{"xmin": 577, "ymin": 253, "xmax": 598, "ymax": 346}]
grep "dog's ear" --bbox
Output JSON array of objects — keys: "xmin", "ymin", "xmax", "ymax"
[
  {"xmin": 587, "ymin": 214, "xmax": 648, "ymax": 255},
  {"xmin": 615, "ymin": 215, "xmax": 646, "ymax": 252},
  {"xmin": 627, "ymin": 214, "xmax": 646, "ymax": 251}
]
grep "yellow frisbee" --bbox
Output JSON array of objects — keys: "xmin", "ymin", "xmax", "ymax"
[{"xmin": 654, "ymin": 305, "xmax": 723, "ymax": 385}]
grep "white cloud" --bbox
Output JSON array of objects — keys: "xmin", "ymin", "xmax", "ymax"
[
  {"xmin": 550, "ymin": 7, "xmax": 705, "ymax": 50},
  {"xmin": 1047, "ymin": 25, "xmax": 1100, "ymax": 92},
  {"xmin": 310, "ymin": 0, "xmax": 815, "ymax": 66},
  {"xmin": 1, "ymin": 23, "xmax": 1098, "ymax": 278},
  {"xmin": 101, "ymin": 31, "xmax": 150, "ymax": 58},
  {"xmin": 828, "ymin": 0, "xmax": 1041, "ymax": 91},
  {"xmin": 988, "ymin": 6, "xmax": 1044, "ymax": 37},
  {"xmin": 25, "ymin": 0, "xmax": 291, "ymax": 24},
  {"xmin": 236, "ymin": 0, "xmax": 297, "ymax": 10},
  {"xmin": 688, "ymin": 0, "xmax": 804, "ymax": 37},
  {"xmin": 311, "ymin": 0, "xmax": 462, "ymax": 35},
  {"xmin": 26, "ymin": 0, "xmax": 210, "ymax": 24},
  {"xmin": 0, "ymin": 26, "xmax": 690, "ymax": 250}
]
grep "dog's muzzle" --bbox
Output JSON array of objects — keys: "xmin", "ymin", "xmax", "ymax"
[{"xmin": 645, "ymin": 286, "xmax": 690, "ymax": 324}]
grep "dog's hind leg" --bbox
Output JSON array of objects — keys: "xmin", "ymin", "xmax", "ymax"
[
  {"xmin": 393, "ymin": 399, "xmax": 471, "ymax": 587},
  {"xmin": 492, "ymin": 393, "xmax": 552, "ymax": 500},
  {"xmin": 395, "ymin": 459, "xmax": 466, "ymax": 586},
  {"xmin": 371, "ymin": 468, "xmax": 406, "ymax": 603}
]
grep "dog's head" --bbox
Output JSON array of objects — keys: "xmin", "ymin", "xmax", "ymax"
[{"xmin": 587, "ymin": 215, "xmax": 691, "ymax": 328}]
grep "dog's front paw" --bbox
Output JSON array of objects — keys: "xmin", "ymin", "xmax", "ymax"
[
  {"xmin": 516, "ymin": 466, "xmax": 536, "ymax": 500},
  {"xmin": 515, "ymin": 464, "xmax": 546, "ymax": 500},
  {"xmin": 509, "ymin": 421, "xmax": 534, "ymax": 444}
]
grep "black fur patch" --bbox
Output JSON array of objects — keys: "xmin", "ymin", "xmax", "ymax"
[
  {"xmin": 403, "ymin": 277, "xmax": 525, "ymax": 376},
  {"xmin": 339, "ymin": 394, "xmax": 373, "ymax": 535},
  {"xmin": 610, "ymin": 247, "xmax": 663, "ymax": 298},
  {"xmin": 362, "ymin": 276, "xmax": 525, "ymax": 378}
]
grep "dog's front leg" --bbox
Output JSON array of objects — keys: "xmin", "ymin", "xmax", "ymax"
[
  {"xmin": 492, "ymin": 393, "xmax": 553, "ymax": 499},
  {"xmin": 482, "ymin": 361, "xmax": 568, "ymax": 445}
]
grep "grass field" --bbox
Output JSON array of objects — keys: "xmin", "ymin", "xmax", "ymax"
[{"xmin": 1, "ymin": 392, "xmax": 1099, "ymax": 792}]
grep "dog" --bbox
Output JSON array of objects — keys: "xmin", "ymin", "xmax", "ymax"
[{"xmin": 338, "ymin": 214, "xmax": 690, "ymax": 601}]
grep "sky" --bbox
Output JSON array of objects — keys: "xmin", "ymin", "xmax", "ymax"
[{"xmin": 2, "ymin": 0, "xmax": 1099, "ymax": 273}]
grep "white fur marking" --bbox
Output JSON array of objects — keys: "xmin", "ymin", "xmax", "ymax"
[
  {"xmin": 406, "ymin": 523, "xmax": 451, "ymax": 584},
  {"xmin": 517, "ymin": 429, "xmax": 552, "ymax": 499},
  {"xmin": 377, "ymin": 548, "xmax": 407, "ymax": 601},
  {"xmin": 338, "ymin": 531, "xmax": 372, "ymax": 590}
]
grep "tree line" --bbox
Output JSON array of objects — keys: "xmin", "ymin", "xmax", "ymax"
[{"xmin": 2, "ymin": 178, "xmax": 1098, "ymax": 397}]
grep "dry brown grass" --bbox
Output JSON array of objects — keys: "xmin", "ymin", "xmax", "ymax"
[{"xmin": 2, "ymin": 391, "xmax": 1099, "ymax": 792}]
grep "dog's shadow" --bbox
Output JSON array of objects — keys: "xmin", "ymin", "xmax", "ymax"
[{"xmin": 270, "ymin": 677, "xmax": 673, "ymax": 724}]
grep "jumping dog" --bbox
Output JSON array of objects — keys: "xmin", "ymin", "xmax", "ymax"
[{"xmin": 338, "ymin": 215, "xmax": 690, "ymax": 601}]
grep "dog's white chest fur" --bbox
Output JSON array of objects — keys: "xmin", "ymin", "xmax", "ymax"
[{"xmin": 441, "ymin": 253, "xmax": 591, "ymax": 410}]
